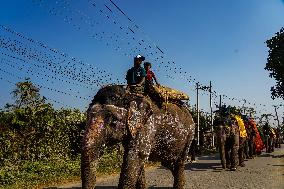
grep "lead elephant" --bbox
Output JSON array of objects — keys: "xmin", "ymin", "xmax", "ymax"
[{"xmin": 81, "ymin": 85, "xmax": 195, "ymax": 189}]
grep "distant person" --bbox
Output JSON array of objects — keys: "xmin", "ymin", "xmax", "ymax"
[
  {"xmin": 189, "ymin": 137, "xmax": 197, "ymax": 163},
  {"xmin": 126, "ymin": 54, "xmax": 146, "ymax": 94},
  {"xmin": 143, "ymin": 62, "xmax": 160, "ymax": 94}
]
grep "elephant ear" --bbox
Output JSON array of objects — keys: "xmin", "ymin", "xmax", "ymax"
[{"xmin": 127, "ymin": 98, "xmax": 153, "ymax": 138}]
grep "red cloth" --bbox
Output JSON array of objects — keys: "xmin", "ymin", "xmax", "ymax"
[
  {"xmin": 145, "ymin": 70, "xmax": 155, "ymax": 82},
  {"xmin": 249, "ymin": 119, "xmax": 264, "ymax": 154}
]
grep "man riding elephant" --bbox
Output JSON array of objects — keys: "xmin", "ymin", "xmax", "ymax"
[{"xmin": 126, "ymin": 54, "xmax": 146, "ymax": 94}]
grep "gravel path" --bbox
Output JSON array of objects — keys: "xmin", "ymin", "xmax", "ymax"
[{"xmin": 48, "ymin": 145, "xmax": 284, "ymax": 189}]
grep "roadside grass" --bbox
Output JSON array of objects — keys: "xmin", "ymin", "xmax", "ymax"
[
  {"xmin": 1, "ymin": 144, "xmax": 173, "ymax": 189},
  {"xmin": 0, "ymin": 158, "xmax": 81, "ymax": 189},
  {"xmin": 0, "ymin": 146, "xmax": 123, "ymax": 189}
]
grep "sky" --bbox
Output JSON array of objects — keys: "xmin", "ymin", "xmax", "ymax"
[{"xmin": 0, "ymin": 0, "xmax": 284, "ymax": 125}]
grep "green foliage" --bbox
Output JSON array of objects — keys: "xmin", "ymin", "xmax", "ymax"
[
  {"xmin": 265, "ymin": 27, "xmax": 284, "ymax": 99},
  {"xmin": 189, "ymin": 108, "xmax": 211, "ymax": 133},
  {"xmin": 97, "ymin": 146, "xmax": 123, "ymax": 174},
  {"xmin": 0, "ymin": 80, "xmax": 87, "ymax": 188},
  {"xmin": 0, "ymin": 80, "xmax": 125, "ymax": 188}
]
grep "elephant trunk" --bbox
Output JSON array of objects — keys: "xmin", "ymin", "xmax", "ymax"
[{"xmin": 81, "ymin": 108, "xmax": 106, "ymax": 189}]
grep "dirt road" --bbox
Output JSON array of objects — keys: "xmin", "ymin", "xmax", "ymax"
[{"xmin": 48, "ymin": 146, "xmax": 284, "ymax": 189}]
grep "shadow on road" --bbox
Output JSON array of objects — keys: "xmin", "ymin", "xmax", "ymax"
[
  {"xmin": 258, "ymin": 153, "xmax": 284, "ymax": 159},
  {"xmin": 45, "ymin": 186, "xmax": 173, "ymax": 189},
  {"xmin": 185, "ymin": 162, "xmax": 222, "ymax": 171},
  {"xmin": 197, "ymin": 154, "xmax": 219, "ymax": 160}
]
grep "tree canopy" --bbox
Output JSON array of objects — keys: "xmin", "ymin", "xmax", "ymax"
[
  {"xmin": 0, "ymin": 79, "xmax": 86, "ymax": 162},
  {"xmin": 265, "ymin": 27, "xmax": 284, "ymax": 100}
]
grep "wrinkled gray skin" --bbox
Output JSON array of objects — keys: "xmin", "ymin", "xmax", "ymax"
[
  {"xmin": 81, "ymin": 85, "xmax": 195, "ymax": 189},
  {"xmin": 214, "ymin": 116, "xmax": 239, "ymax": 170}
]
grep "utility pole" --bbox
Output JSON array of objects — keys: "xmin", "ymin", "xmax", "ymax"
[
  {"xmin": 219, "ymin": 95, "xmax": 222, "ymax": 108},
  {"xmin": 243, "ymin": 99, "xmax": 247, "ymax": 114},
  {"xmin": 273, "ymin": 105, "xmax": 280, "ymax": 128},
  {"xmin": 196, "ymin": 82, "xmax": 200, "ymax": 146},
  {"xmin": 195, "ymin": 82, "xmax": 214, "ymax": 147},
  {"xmin": 209, "ymin": 81, "xmax": 214, "ymax": 147}
]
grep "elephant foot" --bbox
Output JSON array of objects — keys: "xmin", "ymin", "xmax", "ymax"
[
  {"xmin": 226, "ymin": 164, "xmax": 231, "ymax": 169},
  {"xmin": 239, "ymin": 163, "xmax": 245, "ymax": 167}
]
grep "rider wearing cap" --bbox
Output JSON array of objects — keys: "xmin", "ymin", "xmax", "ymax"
[{"xmin": 126, "ymin": 55, "xmax": 147, "ymax": 94}]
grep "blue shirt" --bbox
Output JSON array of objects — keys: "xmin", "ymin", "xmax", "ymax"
[{"xmin": 126, "ymin": 66, "xmax": 146, "ymax": 85}]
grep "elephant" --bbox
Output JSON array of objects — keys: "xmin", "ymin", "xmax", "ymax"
[
  {"xmin": 234, "ymin": 114, "xmax": 248, "ymax": 167},
  {"xmin": 213, "ymin": 108, "xmax": 239, "ymax": 171},
  {"xmin": 81, "ymin": 85, "xmax": 195, "ymax": 189},
  {"xmin": 275, "ymin": 128, "xmax": 281, "ymax": 148},
  {"xmin": 263, "ymin": 123, "xmax": 275, "ymax": 153},
  {"xmin": 242, "ymin": 116, "xmax": 256, "ymax": 159}
]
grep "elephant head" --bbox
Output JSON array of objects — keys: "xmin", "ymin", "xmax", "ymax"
[{"xmin": 82, "ymin": 85, "xmax": 155, "ymax": 189}]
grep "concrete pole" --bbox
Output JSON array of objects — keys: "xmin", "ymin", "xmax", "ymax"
[
  {"xmin": 209, "ymin": 81, "xmax": 214, "ymax": 146},
  {"xmin": 196, "ymin": 83, "xmax": 200, "ymax": 146},
  {"xmin": 274, "ymin": 105, "xmax": 280, "ymax": 128},
  {"xmin": 219, "ymin": 95, "xmax": 222, "ymax": 108}
]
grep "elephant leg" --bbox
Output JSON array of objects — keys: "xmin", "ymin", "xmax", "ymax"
[
  {"xmin": 266, "ymin": 136, "xmax": 269, "ymax": 153},
  {"xmin": 268, "ymin": 138, "xmax": 272, "ymax": 153},
  {"xmin": 167, "ymin": 159, "xmax": 185, "ymax": 189},
  {"xmin": 219, "ymin": 141, "xmax": 227, "ymax": 169},
  {"xmin": 81, "ymin": 146, "xmax": 99, "ymax": 189},
  {"xmin": 118, "ymin": 140, "xmax": 145, "ymax": 189},
  {"xmin": 244, "ymin": 140, "xmax": 249, "ymax": 159},
  {"xmin": 248, "ymin": 138, "xmax": 253, "ymax": 158},
  {"xmin": 81, "ymin": 126, "xmax": 105, "ymax": 189},
  {"xmin": 252, "ymin": 137, "xmax": 256, "ymax": 157},
  {"xmin": 230, "ymin": 135, "xmax": 239, "ymax": 171},
  {"xmin": 136, "ymin": 166, "xmax": 147, "ymax": 189},
  {"xmin": 225, "ymin": 140, "xmax": 231, "ymax": 169},
  {"xmin": 238, "ymin": 138, "xmax": 245, "ymax": 167}
]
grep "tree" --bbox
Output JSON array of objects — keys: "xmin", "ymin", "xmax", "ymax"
[
  {"xmin": 0, "ymin": 79, "xmax": 87, "ymax": 161},
  {"xmin": 9, "ymin": 78, "xmax": 46, "ymax": 109},
  {"xmin": 265, "ymin": 27, "xmax": 284, "ymax": 100}
]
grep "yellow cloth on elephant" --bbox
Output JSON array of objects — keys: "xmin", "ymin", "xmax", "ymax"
[
  {"xmin": 270, "ymin": 128, "xmax": 276, "ymax": 139},
  {"xmin": 234, "ymin": 115, "xmax": 247, "ymax": 138},
  {"xmin": 152, "ymin": 85, "xmax": 189, "ymax": 101}
]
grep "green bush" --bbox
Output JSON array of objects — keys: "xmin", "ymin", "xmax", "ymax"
[{"xmin": 0, "ymin": 80, "xmax": 126, "ymax": 188}]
